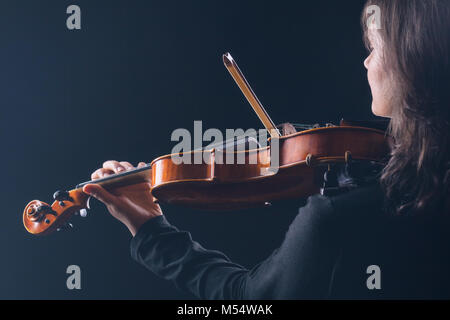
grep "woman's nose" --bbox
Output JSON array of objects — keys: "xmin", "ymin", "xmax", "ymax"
[{"xmin": 364, "ymin": 55, "xmax": 370, "ymax": 69}]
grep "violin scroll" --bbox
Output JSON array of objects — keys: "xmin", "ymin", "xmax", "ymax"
[{"xmin": 23, "ymin": 189, "xmax": 90, "ymax": 235}]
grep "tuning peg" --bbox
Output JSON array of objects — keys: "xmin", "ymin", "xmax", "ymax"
[
  {"xmin": 77, "ymin": 197, "xmax": 91, "ymax": 218},
  {"xmin": 79, "ymin": 209, "xmax": 88, "ymax": 218},
  {"xmin": 53, "ymin": 190, "xmax": 72, "ymax": 202},
  {"xmin": 56, "ymin": 222, "xmax": 73, "ymax": 232}
]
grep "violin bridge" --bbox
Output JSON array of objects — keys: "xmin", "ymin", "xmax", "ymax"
[{"xmin": 209, "ymin": 148, "xmax": 216, "ymax": 181}]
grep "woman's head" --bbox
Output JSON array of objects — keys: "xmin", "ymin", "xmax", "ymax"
[{"xmin": 361, "ymin": 0, "xmax": 450, "ymax": 214}]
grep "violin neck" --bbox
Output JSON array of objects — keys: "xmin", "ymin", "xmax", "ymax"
[{"xmin": 76, "ymin": 164, "xmax": 152, "ymax": 191}]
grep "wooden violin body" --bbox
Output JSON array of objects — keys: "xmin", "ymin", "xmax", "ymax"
[{"xmin": 150, "ymin": 124, "xmax": 389, "ymax": 209}]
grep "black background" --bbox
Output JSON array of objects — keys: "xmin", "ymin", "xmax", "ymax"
[{"xmin": 0, "ymin": 0, "xmax": 374, "ymax": 299}]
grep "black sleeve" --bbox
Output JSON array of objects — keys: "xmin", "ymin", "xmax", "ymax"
[{"xmin": 130, "ymin": 194, "xmax": 341, "ymax": 299}]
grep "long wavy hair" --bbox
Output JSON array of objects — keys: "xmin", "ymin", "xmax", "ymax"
[{"xmin": 361, "ymin": 0, "xmax": 450, "ymax": 215}]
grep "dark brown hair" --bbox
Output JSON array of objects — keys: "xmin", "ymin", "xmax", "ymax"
[{"xmin": 361, "ymin": 0, "xmax": 450, "ymax": 215}]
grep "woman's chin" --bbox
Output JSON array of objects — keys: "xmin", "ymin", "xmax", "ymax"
[
  {"xmin": 371, "ymin": 101, "xmax": 391, "ymax": 118},
  {"xmin": 371, "ymin": 102, "xmax": 381, "ymax": 116}
]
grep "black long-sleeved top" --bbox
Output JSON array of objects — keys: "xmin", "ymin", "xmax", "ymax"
[{"xmin": 130, "ymin": 180, "xmax": 450, "ymax": 299}]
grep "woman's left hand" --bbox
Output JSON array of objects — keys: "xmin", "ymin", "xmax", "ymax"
[{"xmin": 82, "ymin": 160, "xmax": 163, "ymax": 236}]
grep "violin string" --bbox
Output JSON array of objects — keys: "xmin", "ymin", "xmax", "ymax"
[
  {"xmin": 192, "ymin": 123, "xmax": 318, "ymax": 151},
  {"xmin": 289, "ymin": 123, "xmax": 318, "ymax": 130}
]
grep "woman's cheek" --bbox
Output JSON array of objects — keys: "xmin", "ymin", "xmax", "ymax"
[
  {"xmin": 368, "ymin": 65, "xmax": 382, "ymax": 114},
  {"xmin": 368, "ymin": 56, "xmax": 392, "ymax": 117}
]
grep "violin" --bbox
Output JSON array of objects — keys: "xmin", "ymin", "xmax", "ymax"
[{"xmin": 23, "ymin": 53, "xmax": 391, "ymax": 235}]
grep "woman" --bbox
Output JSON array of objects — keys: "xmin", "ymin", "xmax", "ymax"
[{"xmin": 83, "ymin": 0, "xmax": 450, "ymax": 299}]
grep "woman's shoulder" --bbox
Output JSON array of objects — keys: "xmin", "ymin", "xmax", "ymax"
[
  {"xmin": 327, "ymin": 183, "xmax": 384, "ymax": 213},
  {"xmin": 299, "ymin": 182, "xmax": 385, "ymax": 227},
  {"xmin": 306, "ymin": 161, "xmax": 386, "ymax": 217}
]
